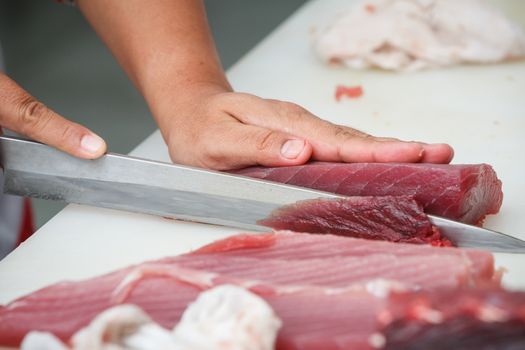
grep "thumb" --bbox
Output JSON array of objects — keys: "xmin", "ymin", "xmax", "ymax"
[
  {"xmin": 206, "ymin": 123, "xmax": 313, "ymax": 169},
  {"xmin": 0, "ymin": 74, "xmax": 106, "ymax": 159}
]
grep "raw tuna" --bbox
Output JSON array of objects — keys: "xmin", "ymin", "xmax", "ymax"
[
  {"xmin": 0, "ymin": 232, "xmax": 498, "ymax": 347},
  {"xmin": 381, "ymin": 288, "xmax": 525, "ymax": 349},
  {"xmin": 170, "ymin": 254, "xmax": 475, "ymax": 291},
  {"xmin": 0, "ymin": 266, "xmax": 520, "ymax": 349},
  {"xmin": 233, "ymin": 162, "xmax": 503, "ymax": 224},
  {"xmin": 257, "ymin": 196, "xmax": 451, "ymax": 246},
  {"xmin": 335, "ymin": 85, "xmax": 364, "ymax": 101},
  {"xmin": 0, "ymin": 263, "xmax": 383, "ymax": 348},
  {"xmin": 0, "ymin": 233, "xmax": 494, "ymax": 349},
  {"xmin": 193, "ymin": 232, "xmax": 495, "ymax": 282}
]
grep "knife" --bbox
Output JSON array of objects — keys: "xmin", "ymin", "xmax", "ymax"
[{"xmin": 1, "ymin": 135, "xmax": 524, "ymax": 253}]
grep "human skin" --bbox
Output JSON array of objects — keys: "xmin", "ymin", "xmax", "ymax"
[
  {"xmin": 0, "ymin": 73, "xmax": 107, "ymax": 159},
  {"xmin": 0, "ymin": 0, "xmax": 453, "ymax": 169}
]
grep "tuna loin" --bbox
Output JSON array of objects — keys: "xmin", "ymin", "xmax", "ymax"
[
  {"xmin": 0, "ymin": 232, "xmax": 499, "ymax": 347},
  {"xmin": 233, "ymin": 162, "xmax": 503, "ymax": 224},
  {"xmin": 0, "ymin": 266, "xmax": 520, "ymax": 350},
  {"xmin": 257, "ymin": 196, "xmax": 450, "ymax": 245},
  {"xmin": 381, "ymin": 288, "xmax": 525, "ymax": 350},
  {"xmin": 193, "ymin": 232, "xmax": 495, "ymax": 282}
]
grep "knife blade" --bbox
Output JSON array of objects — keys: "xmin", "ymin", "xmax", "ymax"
[{"xmin": 1, "ymin": 135, "xmax": 524, "ymax": 253}]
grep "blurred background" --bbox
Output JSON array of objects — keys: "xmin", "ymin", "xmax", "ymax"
[{"xmin": 0, "ymin": 0, "xmax": 307, "ymax": 228}]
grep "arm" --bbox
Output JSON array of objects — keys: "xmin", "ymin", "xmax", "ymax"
[{"xmin": 78, "ymin": 0, "xmax": 453, "ymax": 170}]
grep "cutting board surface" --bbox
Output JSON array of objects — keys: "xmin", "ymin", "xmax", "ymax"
[{"xmin": 0, "ymin": 0, "xmax": 524, "ymax": 316}]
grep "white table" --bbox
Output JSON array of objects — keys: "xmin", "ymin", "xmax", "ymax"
[{"xmin": 1, "ymin": 0, "xmax": 524, "ymax": 309}]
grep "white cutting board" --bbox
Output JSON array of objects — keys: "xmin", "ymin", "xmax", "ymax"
[{"xmin": 0, "ymin": 0, "xmax": 524, "ymax": 319}]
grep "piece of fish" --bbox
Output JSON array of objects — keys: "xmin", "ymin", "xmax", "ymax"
[
  {"xmin": 257, "ymin": 196, "xmax": 450, "ymax": 246},
  {"xmin": 233, "ymin": 162, "xmax": 503, "ymax": 225},
  {"xmin": 381, "ymin": 288, "xmax": 525, "ymax": 349},
  {"xmin": 2, "ymin": 263, "xmax": 522, "ymax": 350},
  {"xmin": 192, "ymin": 232, "xmax": 495, "ymax": 281},
  {"xmin": 0, "ymin": 232, "xmax": 498, "ymax": 347},
  {"xmin": 313, "ymin": 0, "xmax": 525, "ymax": 71}
]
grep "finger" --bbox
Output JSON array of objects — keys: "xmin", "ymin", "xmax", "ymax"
[
  {"xmin": 420, "ymin": 143, "xmax": 455, "ymax": 163},
  {"xmin": 0, "ymin": 74, "xmax": 106, "ymax": 159},
  {"xmin": 304, "ymin": 126, "xmax": 424, "ymax": 163},
  {"xmin": 199, "ymin": 121, "xmax": 312, "ymax": 170},
  {"xmin": 231, "ymin": 95, "xmax": 453, "ymax": 164}
]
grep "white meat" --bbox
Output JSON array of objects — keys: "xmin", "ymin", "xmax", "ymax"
[
  {"xmin": 21, "ymin": 285, "xmax": 281, "ymax": 350},
  {"xmin": 314, "ymin": 0, "xmax": 525, "ymax": 71}
]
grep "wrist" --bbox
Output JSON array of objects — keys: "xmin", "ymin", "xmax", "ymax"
[{"xmin": 149, "ymin": 80, "xmax": 232, "ymax": 145}]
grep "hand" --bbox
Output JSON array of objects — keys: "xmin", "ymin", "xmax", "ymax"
[
  {"xmin": 159, "ymin": 85, "xmax": 454, "ymax": 171},
  {"xmin": 0, "ymin": 73, "xmax": 106, "ymax": 159},
  {"xmin": 76, "ymin": 0, "xmax": 452, "ymax": 170}
]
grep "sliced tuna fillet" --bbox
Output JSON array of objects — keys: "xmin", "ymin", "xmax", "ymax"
[
  {"xmin": 258, "ymin": 196, "xmax": 450, "ymax": 246},
  {"xmin": 233, "ymin": 162, "xmax": 503, "ymax": 225},
  {"xmin": 193, "ymin": 232, "xmax": 495, "ymax": 282}
]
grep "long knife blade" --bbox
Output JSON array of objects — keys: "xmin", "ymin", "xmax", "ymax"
[
  {"xmin": 1, "ymin": 135, "xmax": 524, "ymax": 253},
  {"xmin": 428, "ymin": 216, "xmax": 525, "ymax": 253}
]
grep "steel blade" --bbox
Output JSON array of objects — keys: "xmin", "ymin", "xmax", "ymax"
[
  {"xmin": 2, "ymin": 135, "xmax": 524, "ymax": 253},
  {"xmin": 0, "ymin": 136, "xmax": 339, "ymax": 231},
  {"xmin": 428, "ymin": 216, "xmax": 525, "ymax": 253}
]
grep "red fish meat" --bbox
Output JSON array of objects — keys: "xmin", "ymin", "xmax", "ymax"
[
  {"xmin": 233, "ymin": 162, "xmax": 503, "ymax": 225},
  {"xmin": 0, "ymin": 265, "xmax": 519, "ymax": 349},
  {"xmin": 169, "ymin": 254, "xmax": 474, "ymax": 290},
  {"xmin": 258, "ymin": 196, "xmax": 450, "ymax": 246},
  {"xmin": 0, "ymin": 263, "xmax": 383, "ymax": 348},
  {"xmin": 193, "ymin": 232, "xmax": 496, "ymax": 282},
  {"xmin": 0, "ymin": 232, "xmax": 499, "ymax": 347},
  {"xmin": 381, "ymin": 288, "xmax": 525, "ymax": 349},
  {"xmin": 335, "ymin": 85, "xmax": 364, "ymax": 101}
]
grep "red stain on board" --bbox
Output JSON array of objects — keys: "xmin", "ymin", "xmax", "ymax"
[
  {"xmin": 365, "ymin": 4, "xmax": 376, "ymax": 13},
  {"xmin": 335, "ymin": 85, "xmax": 364, "ymax": 102}
]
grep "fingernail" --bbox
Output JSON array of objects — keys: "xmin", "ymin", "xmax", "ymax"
[
  {"xmin": 81, "ymin": 134, "xmax": 104, "ymax": 155},
  {"xmin": 281, "ymin": 139, "xmax": 305, "ymax": 159}
]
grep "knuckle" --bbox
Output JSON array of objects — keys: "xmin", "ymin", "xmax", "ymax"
[
  {"xmin": 281, "ymin": 102, "xmax": 307, "ymax": 119},
  {"xmin": 17, "ymin": 97, "xmax": 51, "ymax": 135},
  {"xmin": 59, "ymin": 124, "xmax": 78, "ymax": 143},
  {"xmin": 199, "ymin": 141, "xmax": 227, "ymax": 170},
  {"xmin": 333, "ymin": 126, "xmax": 353, "ymax": 138},
  {"xmin": 255, "ymin": 130, "xmax": 276, "ymax": 151},
  {"xmin": 333, "ymin": 125, "xmax": 368, "ymax": 139}
]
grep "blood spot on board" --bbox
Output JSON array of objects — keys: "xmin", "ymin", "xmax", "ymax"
[
  {"xmin": 335, "ymin": 85, "xmax": 364, "ymax": 102},
  {"xmin": 365, "ymin": 4, "xmax": 376, "ymax": 13}
]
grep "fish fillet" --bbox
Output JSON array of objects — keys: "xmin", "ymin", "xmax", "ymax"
[
  {"xmin": 233, "ymin": 162, "xmax": 503, "ymax": 225},
  {"xmin": 0, "ymin": 232, "xmax": 498, "ymax": 347},
  {"xmin": 313, "ymin": 0, "xmax": 525, "ymax": 71},
  {"xmin": 258, "ymin": 196, "xmax": 450, "ymax": 245},
  {"xmin": 1, "ymin": 264, "xmax": 520, "ymax": 350},
  {"xmin": 193, "ymin": 232, "xmax": 495, "ymax": 281}
]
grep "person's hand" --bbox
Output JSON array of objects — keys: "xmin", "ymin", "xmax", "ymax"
[
  {"xmin": 157, "ymin": 84, "xmax": 454, "ymax": 171},
  {"xmin": 77, "ymin": 0, "xmax": 452, "ymax": 170},
  {"xmin": 0, "ymin": 73, "xmax": 106, "ymax": 159}
]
